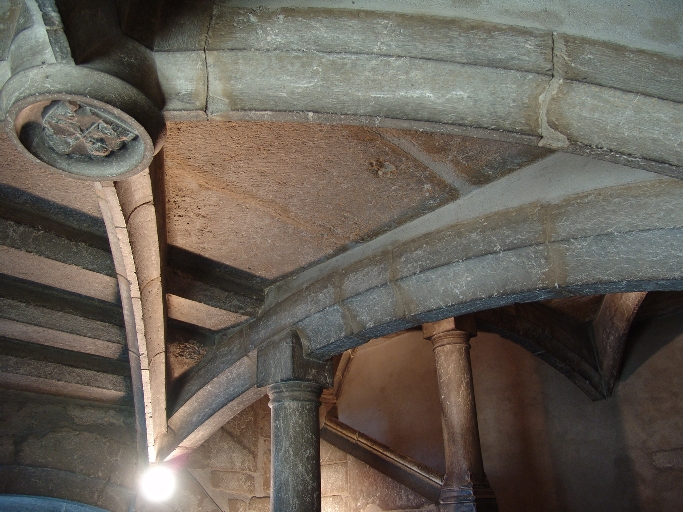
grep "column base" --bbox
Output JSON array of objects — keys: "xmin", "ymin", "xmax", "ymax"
[{"xmin": 439, "ymin": 484, "xmax": 498, "ymax": 512}]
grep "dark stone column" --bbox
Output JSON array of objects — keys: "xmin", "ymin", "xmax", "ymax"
[
  {"xmin": 257, "ymin": 332, "xmax": 334, "ymax": 512},
  {"xmin": 268, "ymin": 381, "xmax": 324, "ymax": 512},
  {"xmin": 423, "ymin": 316, "xmax": 498, "ymax": 512}
]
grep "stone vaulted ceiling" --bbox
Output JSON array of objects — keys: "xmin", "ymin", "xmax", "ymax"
[{"xmin": 0, "ymin": 0, "xmax": 682, "ymax": 509}]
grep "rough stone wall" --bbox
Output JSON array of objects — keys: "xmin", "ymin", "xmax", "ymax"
[
  {"xmin": 0, "ymin": 377, "xmax": 435, "ymax": 512},
  {"xmin": 0, "ymin": 391, "xmax": 138, "ymax": 512},
  {"xmin": 179, "ymin": 396, "xmax": 435, "ymax": 512},
  {"xmin": 337, "ymin": 313, "xmax": 683, "ymax": 512}
]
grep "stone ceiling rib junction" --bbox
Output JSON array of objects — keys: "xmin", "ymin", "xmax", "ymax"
[{"xmin": 0, "ymin": 1, "xmax": 682, "ymax": 511}]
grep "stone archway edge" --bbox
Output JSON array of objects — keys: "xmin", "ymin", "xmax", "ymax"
[
  {"xmin": 162, "ymin": 154, "xmax": 683, "ymax": 460},
  {"xmin": 94, "ymin": 172, "xmax": 167, "ymax": 464},
  {"xmin": 149, "ymin": 8, "xmax": 683, "ymax": 173},
  {"xmin": 2, "ymin": 4, "xmax": 682, "ymax": 174}
]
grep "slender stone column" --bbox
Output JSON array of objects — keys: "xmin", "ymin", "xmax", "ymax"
[
  {"xmin": 423, "ymin": 316, "xmax": 497, "ymax": 512},
  {"xmin": 257, "ymin": 333, "xmax": 334, "ymax": 512},
  {"xmin": 268, "ymin": 381, "xmax": 324, "ymax": 512}
]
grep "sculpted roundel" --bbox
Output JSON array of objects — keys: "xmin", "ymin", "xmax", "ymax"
[{"xmin": 42, "ymin": 100, "xmax": 137, "ymax": 158}]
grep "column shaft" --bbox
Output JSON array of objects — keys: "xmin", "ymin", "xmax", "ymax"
[
  {"xmin": 425, "ymin": 319, "xmax": 498, "ymax": 512},
  {"xmin": 433, "ymin": 332, "xmax": 486, "ymax": 490},
  {"xmin": 269, "ymin": 381, "xmax": 323, "ymax": 512}
]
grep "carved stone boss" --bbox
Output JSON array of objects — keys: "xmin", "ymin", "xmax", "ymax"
[{"xmin": 423, "ymin": 316, "xmax": 498, "ymax": 512}]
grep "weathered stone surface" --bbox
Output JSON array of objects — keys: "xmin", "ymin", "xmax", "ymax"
[
  {"xmin": 169, "ymin": 354, "xmax": 257, "ymax": 447},
  {"xmin": 321, "ymin": 440, "xmax": 348, "ymax": 464},
  {"xmin": 0, "ymin": 246, "xmax": 119, "ymax": 304},
  {"xmin": 164, "ymin": 121, "xmax": 458, "ymax": 279},
  {"xmin": 394, "ymin": 205, "xmax": 544, "ymax": 279},
  {"xmin": 167, "ymin": 293, "xmax": 249, "ymax": 330},
  {"xmin": 269, "ymin": 381, "xmax": 323, "ymax": 512},
  {"xmin": 0, "ymin": 318, "xmax": 126, "ymax": 359},
  {"xmin": 155, "ymin": 51, "xmax": 207, "ymax": 112},
  {"xmin": 207, "ymin": 8, "xmax": 552, "ymax": 74},
  {"xmin": 652, "ymin": 448, "xmax": 683, "ymax": 469},
  {"xmin": 397, "ymin": 245, "xmax": 549, "ymax": 318},
  {"xmin": 187, "ymin": 407, "xmax": 258, "ymax": 472},
  {"xmin": 169, "ymin": 154, "xmax": 683, "ymax": 456},
  {"xmin": 17, "ymin": 429, "xmax": 135, "ymax": 487},
  {"xmin": 321, "ymin": 462, "xmax": 348, "ymax": 497},
  {"xmin": 66, "ymin": 405, "xmax": 131, "ymax": 427},
  {"xmin": 321, "ymin": 495, "xmax": 346, "ymax": 512},
  {"xmin": 210, "ymin": 471, "xmax": 255, "ymax": 494},
  {"xmin": 343, "ymin": 284, "xmax": 398, "ymax": 334},
  {"xmin": 0, "ymin": 217, "xmax": 115, "ymax": 276},
  {"xmin": 348, "ymin": 457, "xmax": 432, "ymax": 511},
  {"xmin": 547, "ymin": 81, "xmax": 683, "ymax": 167},
  {"xmin": 207, "ymin": 51, "xmax": 546, "ymax": 135},
  {"xmin": 555, "ymin": 35, "xmax": 683, "ymax": 104},
  {"xmin": 0, "ymin": 356, "xmax": 130, "ymax": 403},
  {"xmin": 0, "ymin": 435, "xmax": 15, "ymax": 464},
  {"xmin": 558, "ymin": 229, "xmax": 683, "ymax": 288},
  {"xmin": 0, "ymin": 133, "xmax": 104, "ymax": 218},
  {"xmin": 378, "ymin": 129, "xmax": 552, "ymax": 187},
  {"xmin": 247, "ymin": 497, "xmax": 270, "ymax": 512},
  {"xmin": 166, "ymin": 469, "xmax": 222, "ymax": 512},
  {"xmin": 257, "ymin": 332, "xmax": 333, "ymax": 388}
]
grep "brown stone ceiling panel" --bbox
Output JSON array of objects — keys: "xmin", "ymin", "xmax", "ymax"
[
  {"xmin": 164, "ymin": 121, "xmax": 552, "ymax": 279},
  {"xmin": 0, "ymin": 133, "xmax": 103, "ymax": 219},
  {"xmin": 164, "ymin": 121, "xmax": 460, "ymax": 279},
  {"xmin": 378, "ymin": 128, "xmax": 551, "ymax": 186}
]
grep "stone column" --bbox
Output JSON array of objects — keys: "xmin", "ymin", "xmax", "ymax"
[
  {"xmin": 268, "ymin": 381, "xmax": 324, "ymax": 512},
  {"xmin": 257, "ymin": 333, "xmax": 334, "ymax": 512},
  {"xmin": 423, "ymin": 316, "xmax": 497, "ymax": 512}
]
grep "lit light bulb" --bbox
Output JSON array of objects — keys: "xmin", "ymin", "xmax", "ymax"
[{"xmin": 140, "ymin": 465, "xmax": 176, "ymax": 502}]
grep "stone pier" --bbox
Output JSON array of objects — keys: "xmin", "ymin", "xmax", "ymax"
[
  {"xmin": 268, "ymin": 380, "xmax": 324, "ymax": 511},
  {"xmin": 423, "ymin": 316, "xmax": 498, "ymax": 512},
  {"xmin": 257, "ymin": 333, "xmax": 334, "ymax": 512}
]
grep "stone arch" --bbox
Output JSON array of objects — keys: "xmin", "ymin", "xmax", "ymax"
[{"xmin": 162, "ymin": 152, "xmax": 683, "ymax": 459}]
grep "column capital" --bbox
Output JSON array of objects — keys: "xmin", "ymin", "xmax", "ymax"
[
  {"xmin": 422, "ymin": 315, "xmax": 477, "ymax": 340},
  {"xmin": 268, "ymin": 380, "xmax": 324, "ymax": 406},
  {"xmin": 257, "ymin": 331, "xmax": 334, "ymax": 388}
]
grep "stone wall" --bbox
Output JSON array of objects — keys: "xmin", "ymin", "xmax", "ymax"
[
  {"xmin": 0, "ymin": 377, "xmax": 436, "ymax": 512},
  {"xmin": 0, "ymin": 390, "xmax": 138, "ymax": 512},
  {"xmin": 179, "ymin": 396, "xmax": 436, "ymax": 512},
  {"xmin": 337, "ymin": 313, "xmax": 683, "ymax": 512}
]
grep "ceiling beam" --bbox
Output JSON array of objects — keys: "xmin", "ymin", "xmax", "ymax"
[
  {"xmin": 0, "ymin": 355, "xmax": 130, "ymax": 404},
  {"xmin": 0, "ymin": 184, "xmax": 110, "ymax": 251},
  {"xmin": 0, "ymin": 273, "xmax": 124, "ymax": 326},
  {"xmin": 0, "ymin": 217, "xmax": 115, "ymax": 276}
]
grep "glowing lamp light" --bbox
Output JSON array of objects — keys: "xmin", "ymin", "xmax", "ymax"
[{"xmin": 140, "ymin": 465, "xmax": 176, "ymax": 502}]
